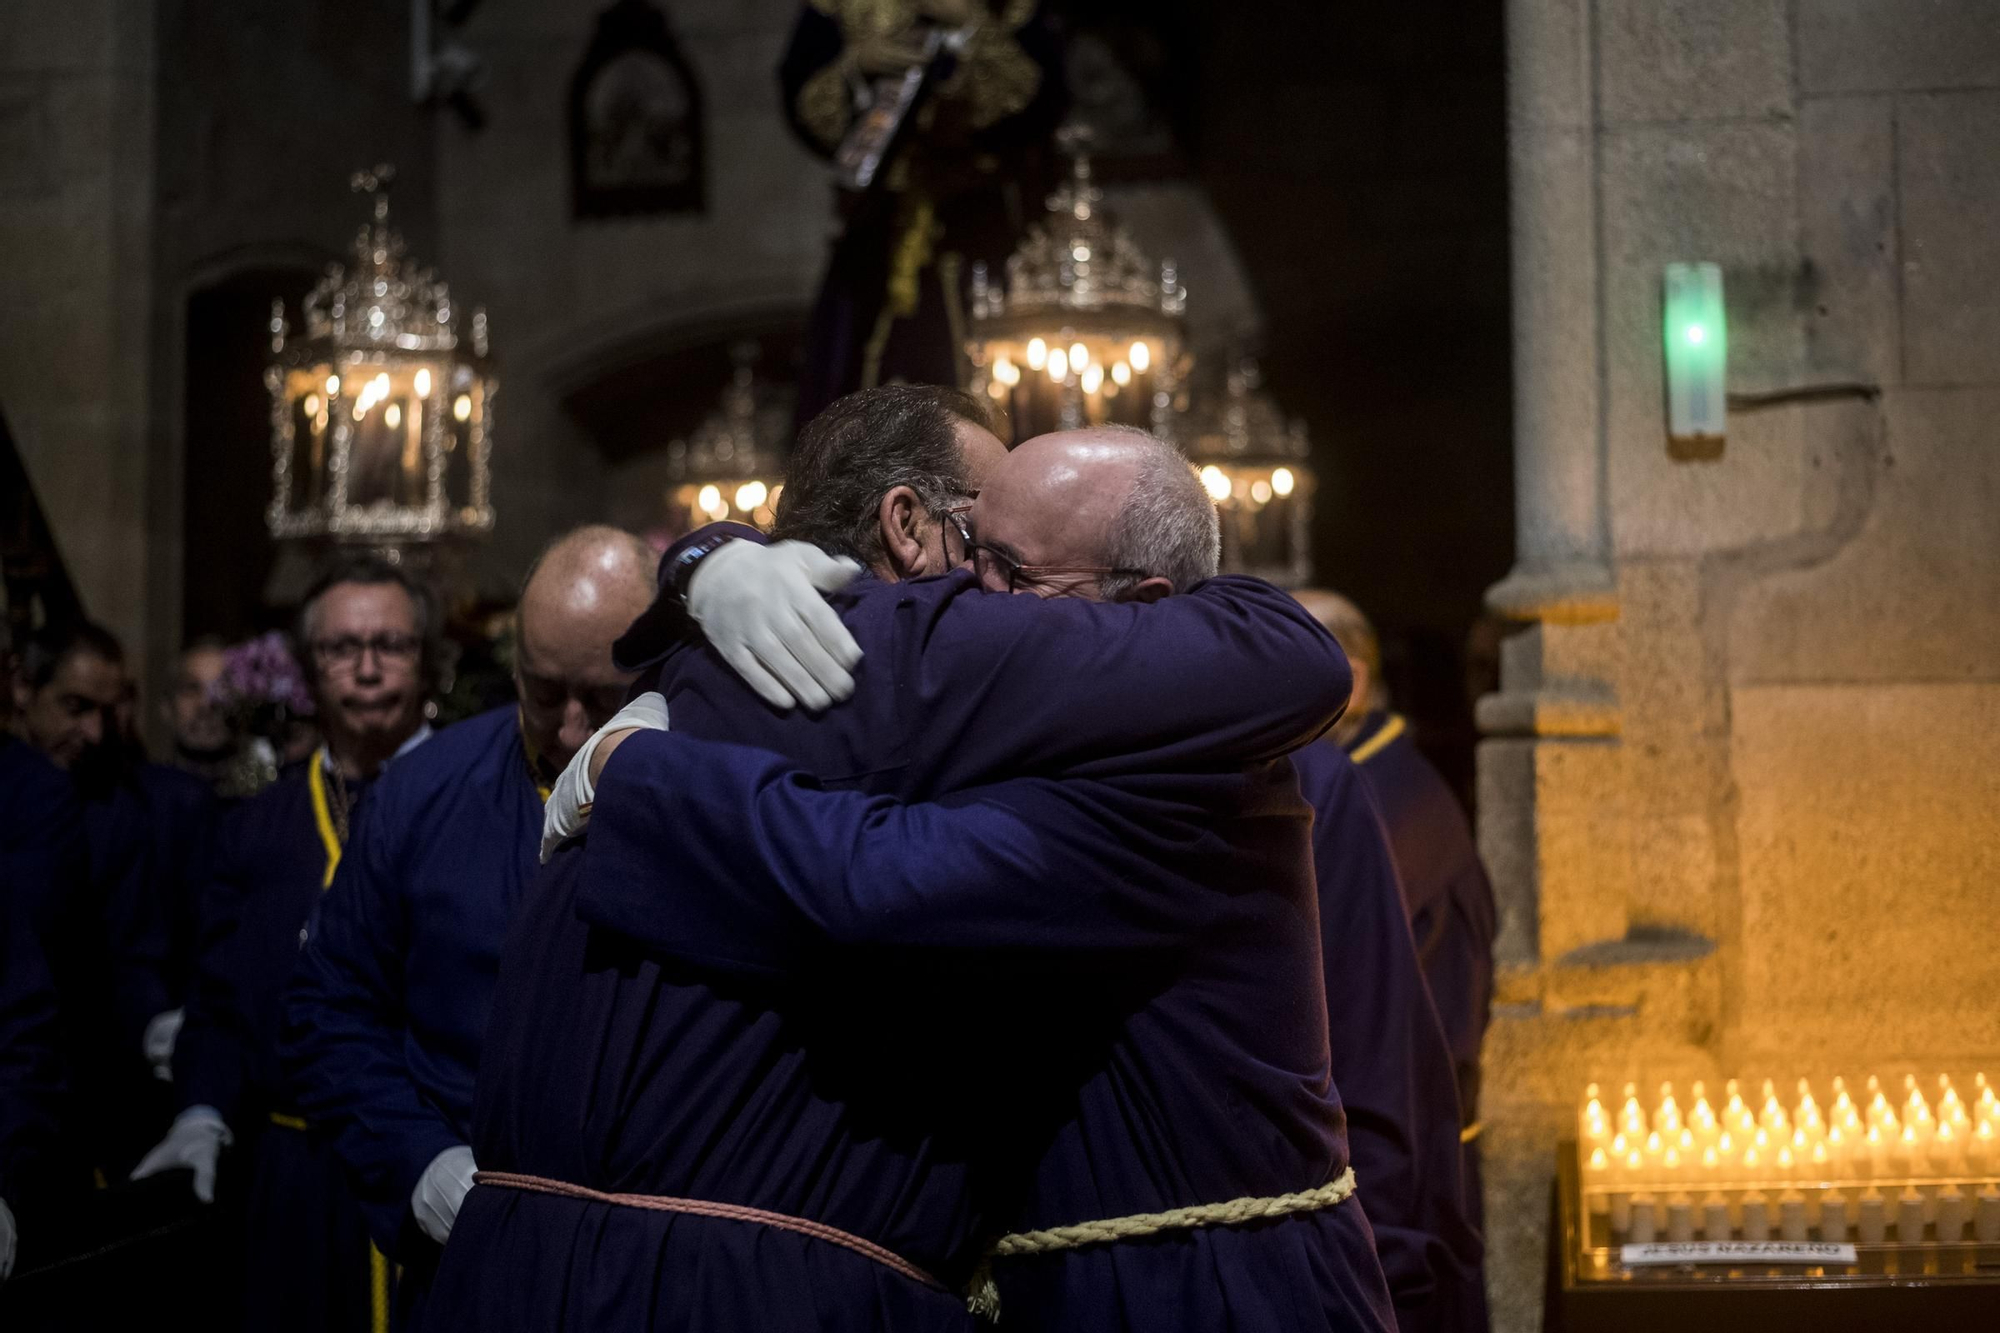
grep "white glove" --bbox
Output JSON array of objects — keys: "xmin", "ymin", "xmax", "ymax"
[
  {"xmin": 687, "ymin": 539, "xmax": 864, "ymax": 712},
  {"xmin": 131, "ymin": 1105, "xmax": 232, "ymax": 1204},
  {"xmin": 143, "ymin": 1007, "xmax": 184, "ymax": 1083},
  {"xmin": 541, "ymin": 691, "xmax": 670, "ymax": 862},
  {"xmin": 411, "ymin": 1144, "xmax": 478, "ymax": 1246},
  {"xmin": 0, "ymin": 1196, "xmax": 15, "ymax": 1282}
]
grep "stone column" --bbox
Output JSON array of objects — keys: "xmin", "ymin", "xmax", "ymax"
[
  {"xmin": 1487, "ymin": 0, "xmax": 1615, "ymax": 627},
  {"xmin": 1474, "ymin": 4, "xmax": 1631, "ymax": 1328}
]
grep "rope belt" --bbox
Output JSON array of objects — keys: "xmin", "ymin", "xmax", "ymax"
[
  {"xmin": 967, "ymin": 1166, "xmax": 1359, "ymax": 1319},
  {"xmin": 471, "ymin": 1171, "xmax": 946, "ymax": 1293}
]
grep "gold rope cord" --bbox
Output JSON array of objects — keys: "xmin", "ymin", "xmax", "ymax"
[{"xmin": 966, "ymin": 1167, "xmax": 1358, "ymax": 1319}]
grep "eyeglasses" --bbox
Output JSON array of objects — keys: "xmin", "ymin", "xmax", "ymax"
[
  {"xmin": 313, "ymin": 633, "xmax": 421, "ymax": 672},
  {"xmin": 967, "ymin": 543, "xmax": 1146, "ymax": 596},
  {"xmin": 942, "ymin": 502, "xmax": 977, "ymax": 566}
]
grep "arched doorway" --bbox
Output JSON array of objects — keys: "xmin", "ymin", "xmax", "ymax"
[{"xmin": 180, "ymin": 266, "xmax": 316, "ymax": 641}]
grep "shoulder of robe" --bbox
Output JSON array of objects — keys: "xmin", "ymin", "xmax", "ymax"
[{"xmin": 366, "ymin": 705, "xmax": 522, "ymax": 811}]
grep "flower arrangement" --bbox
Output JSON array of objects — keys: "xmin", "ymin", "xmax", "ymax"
[{"xmin": 209, "ymin": 631, "xmax": 316, "ymax": 796}]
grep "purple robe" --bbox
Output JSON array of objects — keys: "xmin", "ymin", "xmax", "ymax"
[{"xmin": 428, "ymin": 570, "xmax": 1391, "ymax": 1332}]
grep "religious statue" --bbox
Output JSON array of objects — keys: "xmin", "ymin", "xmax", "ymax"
[{"xmin": 780, "ymin": 0, "xmax": 1066, "ymax": 426}]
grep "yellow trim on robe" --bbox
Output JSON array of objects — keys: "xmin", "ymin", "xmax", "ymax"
[
  {"xmin": 370, "ymin": 1245, "xmax": 390, "ymax": 1333},
  {"xmin": 308, "ymin": 748, "xmax": 344, "ymax": 888},
  {"xmin": 1348, "ymin": 713, "xmax": 1406, "ymax": 767},
  {"xmin": 269, "ymin": 1111, "xmax": 310, "ymax": 1132}
]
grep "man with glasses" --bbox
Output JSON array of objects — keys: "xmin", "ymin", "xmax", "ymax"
[
  {"xmin": 136, "ymin": 555, "xmax": 433, "ymax": 1333},
  {"xmin": 279, "ymin": 526, "xmax": 655, "ymax": 1329},
  {"xmin": 428, "ymin": 406, "xmax": 1389, "ymax": 1333}
]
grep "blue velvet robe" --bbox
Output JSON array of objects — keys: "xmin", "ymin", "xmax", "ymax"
[
  {"xmin": 1343, "ymin": 711, "xmax": 1495, "ymax": 1234},
  {"xmin": 430, "ymin": 570, "xmax": 1392, "ymax": 1333},
  {"xmin": 0, "ymin": 738, "xmax": 83, "ymax": 1221},
  {"xmin": 1294, "ymin": 739, "xmax": 1486, "ymax": 1333},
  {"xmin": 176, "ymin": 758, "xmax": 392, "ymax": 1333},
  {"xmin": 282, "ymin": 706, "xmax": 545, "ymax": 1316},
  {"xmin": 65, "ymin": 764, "xmax": 217, "ymax": 1177}
]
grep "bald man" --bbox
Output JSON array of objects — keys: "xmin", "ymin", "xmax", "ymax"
[
  {"xmin": 1292, "ymin": 591, "xmax": 1497, "ymax": 1255},
  {"xmin": 281, "ymin": 525, "xmax": 656, "ymax": 1326}
]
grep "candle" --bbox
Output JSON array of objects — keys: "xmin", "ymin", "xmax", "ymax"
[
  {"xmin": 1820, "ymin": 1189, "xmax": 1849, "ymax": 1240},
  {"xmin": 1863, "ymin": 1124, "xmax": 1884, "ymax": 1179},
  {"xmin": 1831, "ymin": 1078, "xmax": 1857, "ymax": 1128},
  {"xmin": 1972, "ymin": 1119, "xmax": 1996, "ymax": 1174},
  {"xmin": 1933, "ymin": 1119, "xmax": 1962, "ymax": 1175},
  {"xmin": 1796, "ymin": 1079, "xmax": 1821, "ymax": 1130},
  {"xmin": 1897, "ymin": 1187, "xmax": 1926, "ymax": 1242},
  {"xmin": 1724, "ymin": 1081, "xmax": 1754, "ymax": 1135},
  {"xmin": 1689, "ymin": 1082, "xmax": 1718, "ymax": 1140},
  {"xmin": 1974, "ymin": 1186, "xmax": 2000, "ymax": 1243},
  {"xmin": 1780, "ymin": 1192, "xmax": 1810, "ymax": 1242},
  {"xmin": 1936, "ymin": 1186, "xmax": 1969, "ymax": 1241},
  {"xmin": 1622, "ymin": 1084, "xmax": 1648, "ymax": 1138},
  {"xmin": 1656, "ymin": 1082, "xmax": 1682, "ymax": 1135},
  {"xmin": 1899, "ymin": 1122, "xmax": 1924, "ymax": 1175},
  {"xmin": 1740, "ymin": 1191, "xmax": 1772, "ymax": 1241},
  {"xmin": 1629, "ymin": 1194, "xmax": 1658, "ymax": 1243},
  {"xmin": 1703, "ymin": 1193, "xmax": 1733, "ymax": 1240},
  {"xmin": 1666, "ymin": 1192, "xmax": 1695, "ymax": 1243},
  {"xmin": 1857, "ymin": 1189, "xmax": 1888, "ymax": 1243}
]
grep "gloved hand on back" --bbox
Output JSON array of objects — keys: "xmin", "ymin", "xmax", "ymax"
[
  {"xmin": 685, "ymin": 539, "xmax": 863, "ymax": 712},
  {"xmin": 540, "ymin": 692, "xmax": 671, "ymax": 862}
]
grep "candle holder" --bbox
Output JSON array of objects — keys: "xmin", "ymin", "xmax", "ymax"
[
  {"xmin": 266, "ymin": 165, "xmax": 496, "ymax": 549},
  {"xmin": 1575, "ymin": 1072, "xmax": 2000, "ymax": 1254}
]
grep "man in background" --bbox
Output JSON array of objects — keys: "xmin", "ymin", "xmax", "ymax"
[
  {"xmin": 136, "ymin": 556, "xmax": 434, "ymax": 1333},
  {"xmin": 160, "ymin": 638, "xmax": 236, "ymax": 790},
  {"xmin": 0, "ymin": 627, "xmax": 87, "ymax": 1288},
  {"xmin": 11, "ymin": 622, "xmax": 183, "ymax": 1177},
  {"xmin": 282, "ymin": 526, "xmax": 656, "ymax": 1326},
  {"xmin": 1294, "ymin": 590, "xmax": 1497, "ymax": 1237}
]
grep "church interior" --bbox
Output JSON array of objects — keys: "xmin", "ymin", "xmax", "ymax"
[{"xmin": 2, "ymin": 1, "xmax": 1996, "ymax": 1330}]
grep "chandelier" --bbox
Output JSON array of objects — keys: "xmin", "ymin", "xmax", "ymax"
[
  {"xmin": 967, "ymin": 133, "xmax": 1187, "ymax": 440},
  {"xmin": 266, "ymin": 165, "xmax": 496, "ymax": 546},
  {"xmin": 1185, "ymin": 357, "xmax": 1315, "ymax": 585},
  {"xmin": 659, "ymin": 344, "xmax": 789, "ymax": 537},
  {"xmin": 966, "ymin": 136, "xmax": 1317, "ymax": 584}
]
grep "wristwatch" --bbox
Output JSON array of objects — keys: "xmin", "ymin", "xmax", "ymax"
[{"xmin": 667, "ymin": 531, "xmax": 739, "ymax": 604}]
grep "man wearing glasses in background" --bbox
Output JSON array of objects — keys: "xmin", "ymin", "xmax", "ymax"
[{"xmin": 135, "ymin": 556, "xmax": 434, "ymax": 1333}]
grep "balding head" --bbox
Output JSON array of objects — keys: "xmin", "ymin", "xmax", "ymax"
[
  {"xmin": 970, "ymin": 427, "xmax": 1219, "ymax": 601},
  {"xmin": 516, "ymin": 525, "xmax": 658, "ymax": 769},
  {"xmin": 1291, "ymin": 588, "xmax": 1382, "ymax": 731}
]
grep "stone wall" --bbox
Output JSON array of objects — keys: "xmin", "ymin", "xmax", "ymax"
[
  {"xmin": 0, "ymin": 0, "xmax": 157, "ymax": 667},
  {"xmin": 433, "ymin": 0, "xmax": 829, "ymax": 592},
  {"xmin": 1480, "ymin": 2, "xmax": 2000, "ymax": 1328}
]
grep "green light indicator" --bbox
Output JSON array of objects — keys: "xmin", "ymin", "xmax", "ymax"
[{"xmin": 1663, "ymin": 262, "xmax": 1726, "ymax": 445}]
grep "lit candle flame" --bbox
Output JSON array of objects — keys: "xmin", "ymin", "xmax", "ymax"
[
  {"xmin": 1129, "ymin": 340, "xmax": 1151, "ymax": 372},
  {"xmin": 1026, "ymin": 338, "xmax": 1047, "ymax": 370}
]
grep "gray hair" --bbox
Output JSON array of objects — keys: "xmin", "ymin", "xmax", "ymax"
[{"xmin": 1098, "ymin": 430, "xmax": 1222, "ymax": 599}]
